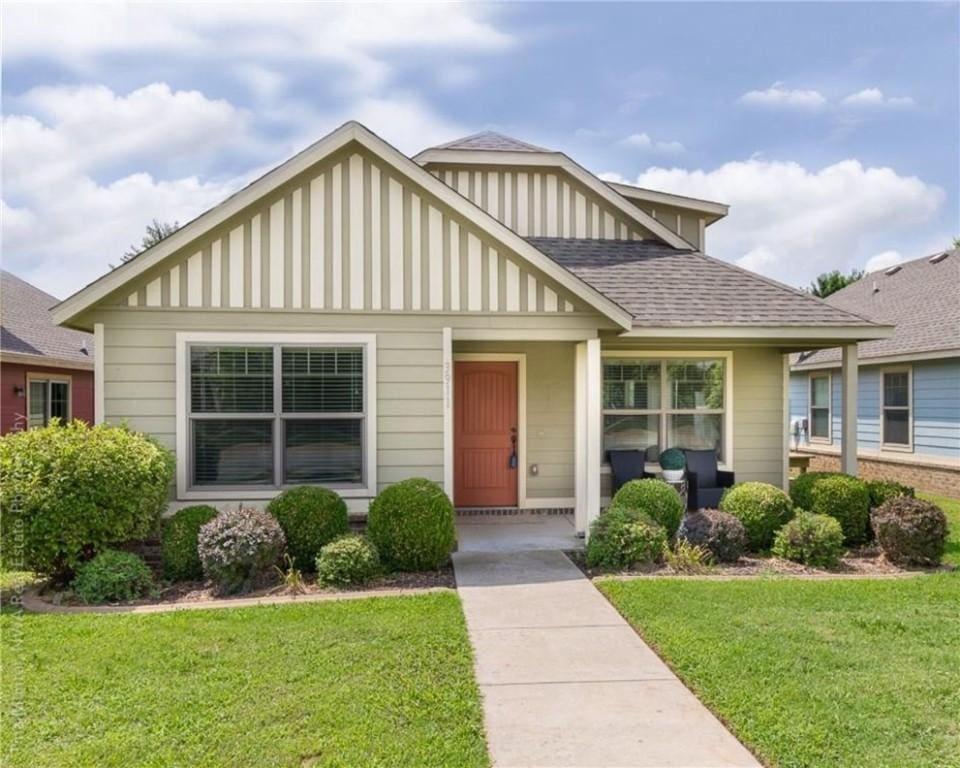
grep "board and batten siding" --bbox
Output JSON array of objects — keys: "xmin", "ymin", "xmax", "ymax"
[
  {"xmin": 626, "ymin": 200, "xmax": 704, "ymax": 250},
  {"xmin": 424, "ymin": 164, "xmax": 654, "ymax": 242},
  {"xmin": 120, "ymin": 148, "xmax": 585, "ymax": 316},
  {"xmin": 789, "ymin": 358, "xmax": 960, "ymax": 460}
]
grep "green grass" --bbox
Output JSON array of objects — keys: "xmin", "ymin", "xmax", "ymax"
[
  {"xmin": 599, "ymin": 575, "xmax": 960, "ymax": 768},
  {"xmin": 918, "ymin": 492, "xmax": 960, "ymax": 566},
  {"xmin": 1, "ymin": 593, "xmax": 489, "ymax": 768}
]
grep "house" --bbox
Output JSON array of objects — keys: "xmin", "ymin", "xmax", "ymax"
[
  {"xmin": 790, "ymin": 250, "xmax": 960, "ymax": 496},
  {"xmin": 51, "ymin": 122, "xmax": 892, "ymax": 532},
  {"xmin": 1, "ymin": 271, "xmax": 95, "ymax": 434}
]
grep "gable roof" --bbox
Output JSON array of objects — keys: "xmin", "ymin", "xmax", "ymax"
[
  {"xmin": 52, "ymin": 121, "xmax": 634, "ymax": 330},
  {"xmin": 793, "ymin": 249, "xmax": 960, "ymax": 366},
  {"xmin": 528, "ymin": 238, "xmax": 888, "ymax": 332},
  {"xmin": 430, "ymin": 131, "xmax": 550, "ymax": 153},
  {"xmin": 605, "ymin": 181, "xmax": 729, "ymax": 225},
  {"xmin": 1, "ymin": 271, "xmax": 94, "ymax": 368},
  {"xmin": 414, "ymin": 140, "xmax": 694, "ymax": 251}
]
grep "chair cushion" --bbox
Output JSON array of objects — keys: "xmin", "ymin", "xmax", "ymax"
[
  {"xmin": 684, "ymin": 449, "xmax": 718, "ymax": 489},
  {"xmin": 607, "ymin": 449, "xmax": 647, "ymax": 491}
]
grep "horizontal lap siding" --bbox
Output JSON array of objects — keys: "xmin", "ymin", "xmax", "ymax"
[
  {"xmin": 732, "ymin": 348, "xmax": 784, "ymax": 486},
  {"xmin": 913, "ymin": 359, "xmax": 960, "ymax": 458},
  {"xmin": 100, "ymin": 314, "xmax": 445, "ymax": 496},
  {"xmin": 790, "ymin": 358, "xmax": 960, "ymax": 462}
]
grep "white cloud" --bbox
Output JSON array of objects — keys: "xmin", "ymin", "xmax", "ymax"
[
  {"xmin": 622, "ymin": 158, "xmax": 943, "ymax": 285},
  {"xmin": 4, "ymin": 83, "xmax": 248, "ymax": 198},
  {"xmin": 437, "ymin": 64, "xmax": 481, "ymax": 89},
  {"xmin": 2, "ymin": 4, "xmax": 513, "ymax": 90},
  {"xmin": 739, "ymin": 82, "xmax": 827, "ymax": 110},
  {"xmin": 620, "ymin": 132, "xmax": 685, "ymax": 154},
  {"xmin": 864, "ymin": 250, "xmax": 905, "ymax": 273},
  {"xmin": 841, "ymin": 88, "xmax": 915, "ymax": 109}
]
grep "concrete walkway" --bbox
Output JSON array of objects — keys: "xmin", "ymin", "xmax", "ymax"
[{"xmin": 453, "ymin": 549, "xmax": 759, "ymax": 768}]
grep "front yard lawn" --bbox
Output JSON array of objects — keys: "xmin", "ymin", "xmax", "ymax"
[
  {"xmin": 599, "ymin": 575, "xmax": 960, "ymax": 768},
  {"xmin": 1, "ymin": 592, "xmax": 489, "ymax": 768},
  {"xmin": 918, "ymin": 492, "xmax": 960, "ymax": 566}
]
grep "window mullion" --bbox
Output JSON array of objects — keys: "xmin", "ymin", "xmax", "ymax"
[{"xmin": 274, "ymin": 344, "xmax": 283, "ymax": 488}]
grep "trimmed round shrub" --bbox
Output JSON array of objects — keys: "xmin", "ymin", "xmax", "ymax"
[
  {"xmin": 316, "ymin": 535, "xmax": 381, "ymax": 587},
  {"xmin": 197, "ymin": 507, "xmax": 286, "ymax": 594},
  {"xmin": 871, "ymin": 497, "xmax": 948, "ymax": 566},
  {"xmin": 71, "ymin": 549, "xmax": 154, "ymax": 604},
  {"xmin": 161, "ymin": 505, "xmax": 218, "ymax": 581},
  {"xmin": 719, "ymin": 482, "xmax": 794, "ymax": 551},
  {"xmin": 789, "ymin": 471, "xmax": 838, "ymax": 511},
  {"xmin": 772, "ymin": 511, "xmax": 845, "ymax": 568},
  {"xmin": 809, "ymin": 475, "xmax": 871, "ymax": 544},
  {"xmin": 266, "ymin": 486, "xmax": 348, "ymax": 571},
  {"xmin": 677, "ymin": 508, "xmax": 747, "ymax": 563},
  {"xmin": 610, "ymin": 478, "xmax": 684, "ymax": 537},
  {"xmin": 366, "ymin": 478, "xmax": 455, "ymax": 571},
  {"xmin": 586, "ymin": 507, "xmax": 667, "ymax": 570},
  {"xmin": 0, "ymin": 421, "xmax": 175, "ymax": 579},
  {"xmin": 866, "ymin": 479, "xmax": 915, "ymax": 509}
]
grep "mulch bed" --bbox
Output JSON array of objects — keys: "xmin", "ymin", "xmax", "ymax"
[
  {"xmin": 33, "ymin": 565, "xmax": 456, "ymax": 609},
  {"xmin": 566, "ymin": 546, "xmax": 954, "ymax": 579}
]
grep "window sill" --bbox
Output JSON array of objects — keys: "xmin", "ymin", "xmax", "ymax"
[{"xmin": 181, "ymin": 486, "xmax": 374, "ymax": 501}]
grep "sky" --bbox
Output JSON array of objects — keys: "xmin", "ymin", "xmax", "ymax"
[{"xmin": 2, "ymin": 1, "xmax": 958, "ymax": 299}]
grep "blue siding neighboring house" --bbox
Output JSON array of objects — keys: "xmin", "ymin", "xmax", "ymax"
[{"xmin": 790, "ymin": 249, "xmax": 960, "ymax": 496}]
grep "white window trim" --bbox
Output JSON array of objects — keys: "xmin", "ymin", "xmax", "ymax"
[
  {"xmin": 599, "ymin": 350, "xmax": 734, "ymax": 473},
  {"xmin": 452, "ymin": 352, "xmax": 527, "ymax": 508},
  {"xmin": 880, "ymin": 365, "xmax": 913, "ymax": 452},
  {"xmin": 808, "ymin": 371, "xmax": 832, "ymax": 444},
  {"xmin": 25, "ymin": 372, "xmax": 72, "ymax": 427},
  {"xmin": 175, "ymin": 332, "xmax": 377, "ymax": 501}
]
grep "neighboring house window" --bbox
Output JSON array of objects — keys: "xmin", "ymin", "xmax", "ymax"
[
  {"xmin": 27, "ymin": 377, "xmax": 70, "ymax": 428},
  {"xmin": 188, "ymin": 345, "xmax": 366, "ymax": 488},
  {"xmin": 809, "ymin": 373, "xmax": 831, "ymax": 442},
  {"xmin": 881, "ymin": 368, "xmax": 912, "ymax": 449},
  {"xmin": 603, "ymin": 358, "xmax": 726, "ymax": 461}
]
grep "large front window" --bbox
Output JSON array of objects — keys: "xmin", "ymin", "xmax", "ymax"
[
  {"xmin": 188, "ymin": 344, "xmax": 366, "ymax": 488},
  {"xmin": 603, "ymin": 357, "xmax": 725, "ymax": 461}
]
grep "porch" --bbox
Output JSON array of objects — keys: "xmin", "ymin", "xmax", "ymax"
[
  {"xmin": 441, "ymin": 329, "xmax": 865, "ymax": 536},
  {"xmin": 455, "ymin": 508, "xmax": 581, "ymax": 553}
]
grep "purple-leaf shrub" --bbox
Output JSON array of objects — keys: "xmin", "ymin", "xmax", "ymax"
[{"xmin": 197, "ymin": 507, "xmax": 286, "ymax": 594}]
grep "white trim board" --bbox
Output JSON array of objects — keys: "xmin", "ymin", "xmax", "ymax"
[
  {"xmin": 175, "ymin": 331, "xmax": 377, "ymax": 501},
  {"xmin": 54, "ymin": 121, "xmax": 633, "ymax": 331},
  {"xmin": 452, "ymin": 352, "xmax": 528, "ymax": 508},
  {"xmin": 791, "ymin": 348, "xmax": 960, "ymax": 371}
]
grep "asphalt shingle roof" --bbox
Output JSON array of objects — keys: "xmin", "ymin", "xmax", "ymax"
[
  {"xmin": 429, "ymin": 131, "xmax": 551, "ymax": 153},
  {"xmin": 527, "ymin": 238, "xmax": 881, "ymax": 327},
  {"xmin": 793, "ymin": 249, "xmax": 960, "ymax": 366},
  {"xmin": 1, "ymin": 271, "xmax": 94, "ymax": 364}
]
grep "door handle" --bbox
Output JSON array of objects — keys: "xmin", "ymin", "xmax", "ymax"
[{"xmin": 508, "ymin": 427, "xmax": 518, "ymax": 469}]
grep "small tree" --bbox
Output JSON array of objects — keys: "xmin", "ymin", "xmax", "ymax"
[
  {"xmin": 119, "ymin": 219, "xmax": 180, "ymax": 264},
  {"xmin": 808, "ymin": 269, "xmax": 863, "ymax": 298}
]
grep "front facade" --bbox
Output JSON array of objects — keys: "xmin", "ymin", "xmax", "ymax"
[
  {"xmin": 1, "ymin": 271, "xmax": 95, "ymax": 434},
  {"xmin": 54, "ymin": 123, "xmax": 889, "ymax": 532},
  {"xmin": 791, "ymin": 250, "xmax": 960, "ymax": 496}
]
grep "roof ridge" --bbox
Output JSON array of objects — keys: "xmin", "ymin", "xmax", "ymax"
[{"xmin": 428, "ymin": 130, "xmax": 552, "ymax": 153}]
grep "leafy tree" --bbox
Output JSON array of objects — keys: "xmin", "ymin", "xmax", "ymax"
[
  {"xmin": 121, "ymin": 219, "xmax": 179, "ymax": 263},
  {"xmin": 951, "ymin": 236, "xmax": 959, "ymax": 250},
  {"xmin": 808, "ymin": 269, "xmax": 863, "ymax": 298}
]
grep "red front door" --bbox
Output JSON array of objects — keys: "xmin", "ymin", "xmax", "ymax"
[{"xmin": 454, "ymin": 361, "xmax": 518, "ymax": 507}]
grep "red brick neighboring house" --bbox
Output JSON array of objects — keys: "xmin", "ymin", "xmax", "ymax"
[{"xmin": 1, "ymin": 271, "xmax": 94, "ymax": 434}]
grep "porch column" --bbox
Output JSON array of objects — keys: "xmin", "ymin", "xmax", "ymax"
[
  {"xmin": 442, "ymin": 327, "xmax": 454, "ymax": 498},
  {"xmin": 575, "ymin": 339, "xmax": 602, "ymax": 535},
  {"xmin": 841, "ymin": 342, "xmax": 859, "ymax": 476}
]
